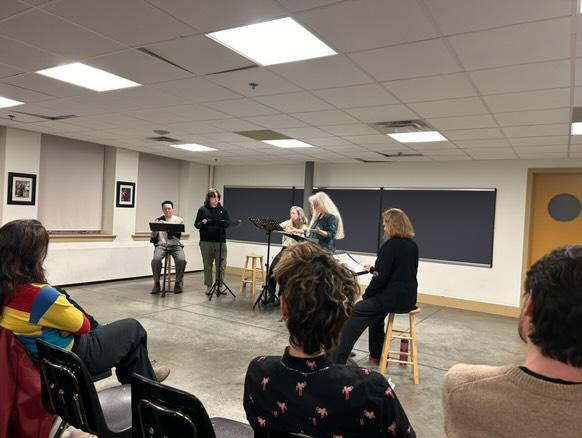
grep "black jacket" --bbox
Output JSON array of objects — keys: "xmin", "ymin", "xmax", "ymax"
[
  {"xmin": 194, "ymin": 204, "xmax": 230, "ymax": 242},
  {"xmin": 363, "ymin": 237, "xmax": 419, "ymax": 313}
]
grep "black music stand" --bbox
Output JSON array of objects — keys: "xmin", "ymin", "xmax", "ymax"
[
  {"xmin": 149, "ymin": 222, "xmax": 185, "ymax": 297},
  {"xmin": 250, "ymin": 218, "xmax": 284, "ymax": 309},
  {"xmin": 207, "ymin": 219, "xmax": 241, "ymax": 302}
]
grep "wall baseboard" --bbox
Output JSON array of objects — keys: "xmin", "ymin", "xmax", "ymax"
[{"xmin": 225, "ymin": 266, "xmax": 519, "ymax": 318}]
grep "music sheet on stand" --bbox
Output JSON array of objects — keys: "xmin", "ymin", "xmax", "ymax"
[{"xmin": 333, "ymin": 253, "xmax": 367, "ymax": 276}]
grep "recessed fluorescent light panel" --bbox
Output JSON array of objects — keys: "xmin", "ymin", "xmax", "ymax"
[
  {"xmin": 263, "ymin": 139, "xmax": 314, "ymax": 148},
  {"xmin": 0, "ymin": 96, "xmax": 24, "ymax": 109},
  {"xmin": 36, "ymin": 62, "xmax": 141, "ymax": 92},
  {"xmin": 170, "ymin": 144, "xmax": 217, "ymax": 152},
  {"xmin": 388, "ymin": 131, "xmax": 448, "ymax": 143},
  {"xmin": 206, "ymin": 17, "xmax": 337, "ymax": 66},
  {"xmin": 571, "ymin": 122, "xmax": 582, "ymax": 135}
]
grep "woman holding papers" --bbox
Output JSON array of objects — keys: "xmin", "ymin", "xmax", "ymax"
[
  {"xmin": 266, "ymin": 206, "xmax": 308, "ymax": 302},
  {"xmin": 308, "ymin": 192, "xmax": 344, "ymax": 253},
  {"xmin": 332, "ymin": 208, "xmax": 419, "ymax": 365}
]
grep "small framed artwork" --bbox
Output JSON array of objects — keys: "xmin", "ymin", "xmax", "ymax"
[
  {"xmin": 7, "ymin": 172, "xmax": 37, "ymax": 205},
  {"xmin": 116, "ymin": 181, "xmax": 136, "ymax": 208}
]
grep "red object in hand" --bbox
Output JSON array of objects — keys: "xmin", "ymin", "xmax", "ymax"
[{"xmin": 399, "ymin": 339, "xmax": 409, "ymax": 365}]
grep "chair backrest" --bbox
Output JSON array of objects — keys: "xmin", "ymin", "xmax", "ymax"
[
  {"xmin": 36, "ymin": 339, "xmax": 109, "ymax": 435},
  {"xmin": 131, "ymin": 373, "xmax": 217, "ymax": 438}
]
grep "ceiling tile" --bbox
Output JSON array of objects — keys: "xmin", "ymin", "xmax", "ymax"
[
  {"xmin": 502, "ymin": 124, "xmax": 569, "ymax": 138},
  {"xmin": 145, "ymin": 34, "xmax": 254, "ymax": 76},
  {"xmin": 164, "ymin": 120, "xmax": 223, "ymax": 134},
  {"xmin": 404, "ymin": 141, "xmax": 459, "ymax": 151},
  {"xmin": 509, "ymin": 136, "xmax": 568, "ymax": 146},
  {"xmin": 269, "ymin": 55, "xmax": 372, "ymax": 90},
  {"xmin": 207, "ymin": 67, "xmax": 301, "ymax": 97},
  {"xmin": 296, "ymin": 0, "xmax": 437, "ymax": 52},
  {"xmin": 513, "ymin": 145, "xmax": 567, "ymax": 153},
  {"xmin": 303, "ymin": 137, "xmax": 352, "ymax": 147},
  {"xmin": 0, "ymin": 35, "xmax": 67, "ymax": 72},
  {"xmin": 471, "ymin": 60, "xmax": 570, "ymax": 95},
  {"xmin": 153, "ymin": 77, "xmax": 241, "ymax": 102},
  {"xmin": 255, "ymin": 92, "xmax": 333, "ymax": 112},
  {"xmin": 125, "ymin": 108, "xmax": 200, "ymax": 124},
  {"xmin": 454, "ymin": 139, "xmax": 510, "ymax": 148},
  {"xmin": 518, "ymin": 151, "xmax": 567, "ymax": 159},
  {"xmin": 495, "ymin": 108, "xmax": 570, "ymax": 127},
  {"xmin": 448, "ymin": 18, "xmax": 570, "ymax": 71},
  {"xmin": 341, "ymin": 134, "xmax": 394, "ymax": 145},
  {"xmin": 484, "ymin": 88, "xmax": 570, "ymax": 112},
  {"xmin": 314, "ymin": 83, "xmax": 399, "ymax": 108},
  {"xmin": 459, "ymin": 147, "xmax": 513, "ymax": 154},
  {"xmin": 349, "ymin": 39, "xmax": 460, "ymax": 81},
  {"xmin": 44, "ymin": 0, "xmax": 195, "ymax": 46},
  {"xmin": 278, "ymin": 126, "xmax": 333, "ymax": 138},
  {"xmin": 205, "ymin": 98, "xmax": 278, "ymax": 117},
  {"xmin": 408, "ymin": 97, "xmax": 488, "ymax": 118},
  {"xmin": 86, "ymin": 50, "xmax": 193, "ymax": 85},
  {"xmin": 321, "ymin": 124, "xmax": 378, "ymax": 136},
  {"xmin": 2, "ymin": 73, "xmax": 91, "ymax": 99},
  {"xmin": 344, "ymin": 104, "xmax": 417, "ymax": 123},
  {"xmin": 291, "ymin": 110, "xmax": 359, "ymax": 126},
  {"xmin": 465, "ymin": 152, "xmax": 517, "ymax": 160},
  {"xmin": 164, "ymin": 103, "xmax": 230, "ymax": 121},
  {"xmin": 277, "ymin": 0, "xmax": 342, "ymax": 12},
  {"xmin": 427, "ymin": 114, "xmax": 497, "ymax": 130},
  {"xmin": 0, "ymin": 63, "xmax": 22, "ymax": 79},
  {"xmin": 244, "ymin": 114, "xmax": 308, "ymax": 129},
  {"xmin": 424, "ymin": 0, "xmax": 571, "ymax": 35},
  {"xmin": 0, "ymin": 10, "xmax": 124, "ymax": 58},
  {"xmin": 382, "ymin": 73, "xmax": 476, "ymax": 103},
  {"xmin": 207, "ymin": 118, "xmax": 263, "ymax": 131},
  {"xmin": 443, "ymin": 128, "xmax": 504, "ymax": 140},
  {"xmin": 0, "ymin": 0, "xmax": 31, "ymax": 19},
  {"xmin": 574, "ymin": 58, "xmax": 582, "ymax": 85},
  {"xmin": 145, "ymin": 0, "xmax": 286, "ymax": 33}
]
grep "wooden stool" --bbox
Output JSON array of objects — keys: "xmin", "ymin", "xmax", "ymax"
[
  {"xmin": 161, "ymin": 253, "xmax": 175, "ymax": 296},
  {"xmin": 379, "ymin": 307, "xmax": 421, "ymax": 384},
  {"xmin": 240, "ymin": 254, "xmax": 265, "ymax": 296}
]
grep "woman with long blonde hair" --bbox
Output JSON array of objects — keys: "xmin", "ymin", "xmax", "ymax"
[
  {"xmin": 332, "ymin": 208, "xmax": 419, "ymax": 364},
  {"xmin": 308, "ymin": 192, "xmax": 344, "ymax": 253}
]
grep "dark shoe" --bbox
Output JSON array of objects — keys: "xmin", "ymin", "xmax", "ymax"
[
  {"xmin": 349, "ymin": 352, "xmax": 356, "ymax": 358},
  {"xmin": 369, "ymin": 356, "xmax": 380, "ymax": 364},
  {"xmin": 151, "ymin": 283, "xmax": 161, "ymax": 294},
  {"xmin": 205, "ymin": 285, "xmax": 212, "ymax": 296},
  {"xmin": 173, "ymin": 282, "xmax": 183, "ymax": 294}
]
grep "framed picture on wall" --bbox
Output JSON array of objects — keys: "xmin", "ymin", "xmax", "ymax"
[
  {"xmin": 7, "ymin": 172, "xmax": 37, "ymax": 205},
  {"xmin": 116, "ymin": 181, "xmax": 136, "ymax": 208}
]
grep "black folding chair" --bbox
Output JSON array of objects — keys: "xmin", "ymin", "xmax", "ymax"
[
  {"xmin": 36, "ymin": 339, "xmax": 132, "ymax": 437},
  {"xmin": 131, "ymin": 373, "xmax": 253, "ymax": 438}
]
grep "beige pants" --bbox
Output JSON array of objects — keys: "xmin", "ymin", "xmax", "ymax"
[{"xmin": 199, "ymin": 241, "xmax": 227, "ymax": 287}]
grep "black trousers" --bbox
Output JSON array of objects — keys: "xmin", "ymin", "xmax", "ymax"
[
  {"xmin": 73, "ymin": 318, "xmax": 156, "ymax": 384},
  {"xmin": 331, "ymin": 298, "xmax": 387, "ymax": 364},
  {"xmin": 267, "ymin": 248, "xmax": 286, "ymax": 297}
]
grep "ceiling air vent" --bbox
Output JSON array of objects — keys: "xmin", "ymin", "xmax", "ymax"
[
  {"xmin": 11, "ymin": 110, "xmax": 78, "ymax": 121},
  {"xmin": 146, "ymin": 136, "xmax": 182, "ymax": 143},
  {"xmin": 234, "ymin": 130, "xmax": 290, "ymax": 141},
  {"xmin": 378, "ymin": 152, "xmax": 423, "ymax": 158},
  {"xmin": 369, "ymin": 119, "xmax": 434, "ymax": 135}
]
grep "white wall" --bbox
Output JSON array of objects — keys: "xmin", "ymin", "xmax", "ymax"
[
  {"xmin": 0, "ymin": 127, "xmax": 210, "ymax": 286},
  {"xmin": 214, "ymin": 159, "xmax": 582, "ymax": 308}
]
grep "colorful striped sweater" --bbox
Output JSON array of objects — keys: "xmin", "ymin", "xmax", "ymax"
[{"xmin": 0, "ymin": 283, "xmax": 90, "ymax": 357}]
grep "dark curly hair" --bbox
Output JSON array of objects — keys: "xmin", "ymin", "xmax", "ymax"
[
  {"xmin": 524, "ymin": 244, "xmax": 582, "ymax": 367},
  {"xmin": 0, "ymin": 219, "xmax": 49, "ymax": 315},
  {"xmin": 273, "ymin": 241, "xmax": 359, "ymax": 355},
  {"xmin": 204, "ymin": 188, "xmax": 221, "ymax": 207}
]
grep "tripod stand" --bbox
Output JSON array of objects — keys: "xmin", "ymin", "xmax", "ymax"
[
  {"xmin": 207, "ymin": 219, "xmax": 241, "ymax": 302},
  {"xmin": 250, "ymin": 218, "xmax": 284, "ymax": 310}
]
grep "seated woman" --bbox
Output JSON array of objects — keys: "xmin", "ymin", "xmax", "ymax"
[
  {"xmin": 332, "ymin": 208, "xmax": 418, "ymax": 365},
  {"xmin": 244, "ymin": 241, "xmax": 415, "ymax": 437},
  {"xmin": 308, "ymin": 192, "xmax": 344, "ymax": 253},
  {"xmin": 0, "ymin": 219, "xmax": 169, "ymax": 385},
  {"xmin": 266, "ymin": 205, "xmax": 308, "ymax": 302}
]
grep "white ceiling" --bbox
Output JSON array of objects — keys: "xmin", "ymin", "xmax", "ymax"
[{"xmin": 0, "ymin": 0, "xmax": 579, "ymax": 164}]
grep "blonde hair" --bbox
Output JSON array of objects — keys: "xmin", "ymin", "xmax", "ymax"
[
  {"xmin": 308, "ymin": 192, "xmax": 344, "ymax": 240},
  {"xmin": 383, "ymin": 208, "xmax": 415, "ymax": 239}
]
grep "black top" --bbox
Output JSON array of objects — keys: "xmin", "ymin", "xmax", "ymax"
[
  {"xmin": 519, "ymin": 366, "xmax": 581, "ymax": 385},
  {"xmin": 310, "ymin": 214, "xmax": 339, "ymax": 252},
  {"xmin": 244, "ymin": 348, "xmax": 415, "ymax": 438},
  {"xmin": 363, "ymin": 237, "xmax": 419, "ymax": 313},
  {"xmin": 194, "ymin": 204, "xmax": 230, "ymax": 242}
]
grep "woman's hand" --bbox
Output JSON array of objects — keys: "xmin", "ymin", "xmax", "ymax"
[
  {"xmin": 363, "ymin": 263, "xmax": 371, "ymax": 272},
  {"xmin": 202, "ymin": 219, "xmax": 208, "ymax": 224},
  {"xmin": 314, "ymin": 227, "xmax": 327, "ymax": 237}
]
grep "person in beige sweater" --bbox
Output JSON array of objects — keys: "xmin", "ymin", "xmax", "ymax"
[{"xmin": 442, "ymin": 245, "xmax": 582, "ymax": 438}]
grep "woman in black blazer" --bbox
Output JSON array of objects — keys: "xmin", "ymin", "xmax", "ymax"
[{"xmin": 332, "ymin": 208, "xmax": 419, "ymax": 364}]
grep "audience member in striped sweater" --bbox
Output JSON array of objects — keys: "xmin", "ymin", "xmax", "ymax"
[{"xmin": 0, "ymin": 219, "xmax": 170, "ymax": 384}]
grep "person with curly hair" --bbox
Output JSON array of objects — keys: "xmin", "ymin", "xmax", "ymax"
[{"xmin": 243, "ymin": 241, "xmax": 415, "ymax": 437}]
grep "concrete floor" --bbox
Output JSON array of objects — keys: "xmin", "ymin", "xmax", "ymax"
[{"xmin": 66, "ymin": 272, "xmax": 526, "ymax": 438}]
